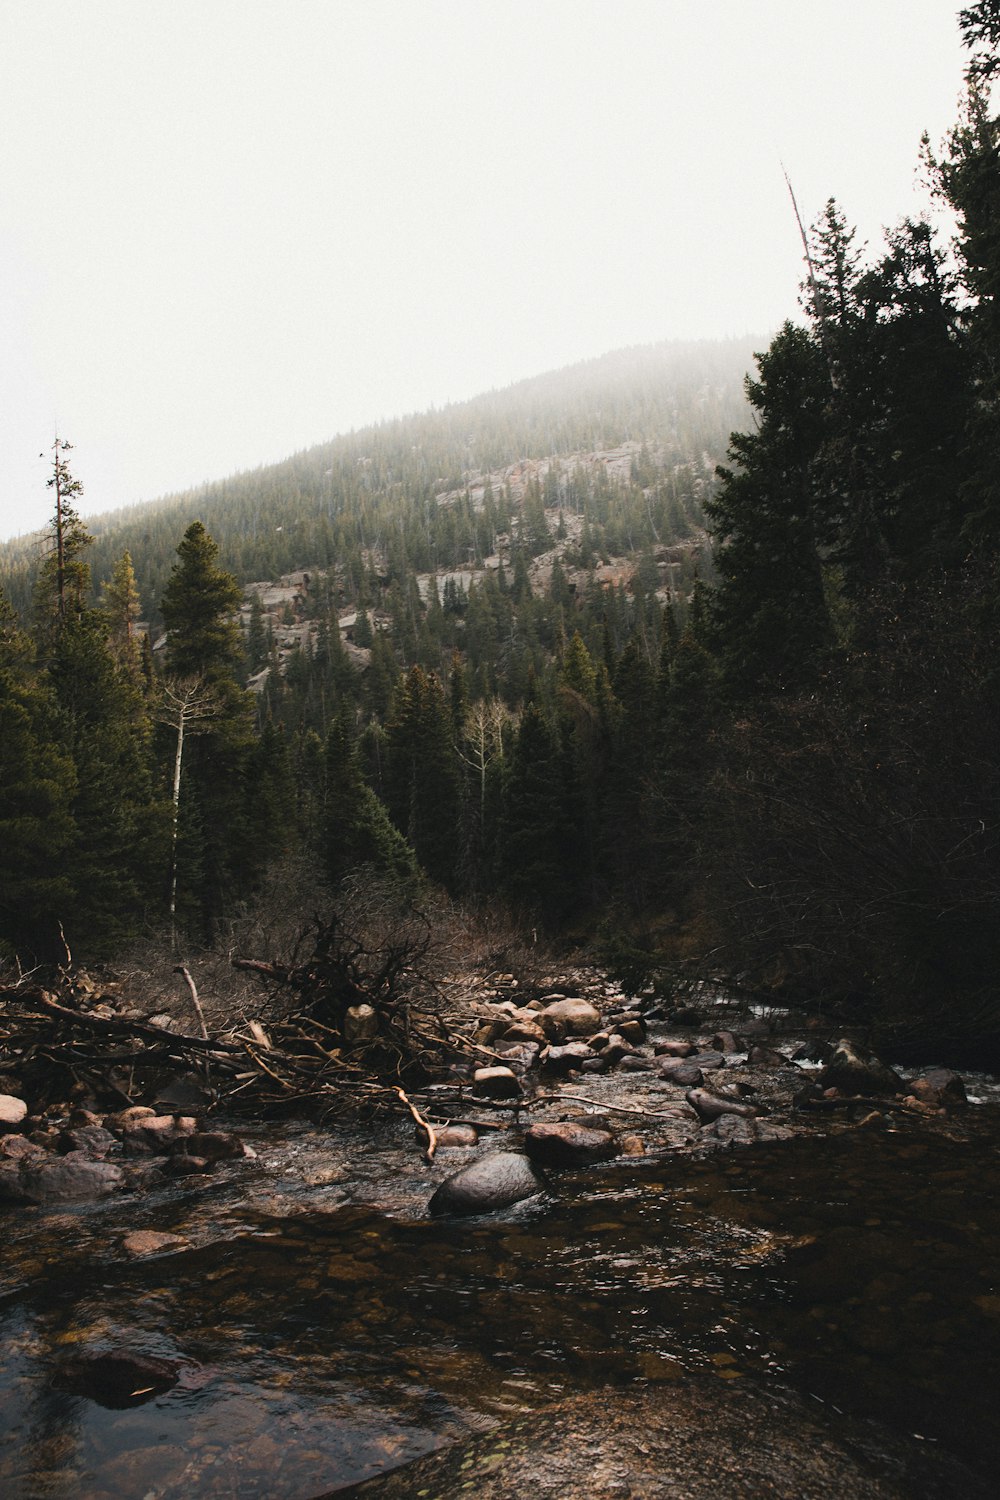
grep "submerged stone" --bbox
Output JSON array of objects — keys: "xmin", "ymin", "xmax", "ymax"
[{"xmin": 429, "ymin": 1152, "xmax": 545, "ymax": 1216}]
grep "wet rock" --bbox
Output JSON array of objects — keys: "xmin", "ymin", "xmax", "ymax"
[
  {"xmin": 748, "ymin": 1044, "xmax": 796, "ymax": 1069},
  {"xmin": 0, "ymin": 1133, "xmax": 45, "ymax": 1161},
  {"xmin": 580, "ymin": 1057, "xmax": 607, "ymax": 1074},
  {"xmin": 685, "ymin": 1088, "xmax": 756, "ymax": 1123},
  {"xmin": 523, "ymin": 1122, "xmax": 620, "ymax": 1167},
  {"xmin": 106, "ymin": 1105, "xmax": 156, "ymax": 1131},
  {"xmin": 657, "ymin": 1059, "xmax": 704, "ymax": 1087},
  {"xmin": 431, "ymin": 1124, "xmax": 478, "ymax": 1148},
  {"xmin": 818, "ymin": 1040, "xmax": 904, "ymax": 1097},
  {"xmin": 0, "ymin": 1094, "xmax": 28, "ymax": 1132},
  {"xmin": 615, "ymin": 1018, "xmax": 646, "ymax": 1045},
  {"xmin": 620, "ymin": 1134, "xmax": 646, "ymax": 1155},
  {"xmin": 344, "ymin": 1003, "xmax": 379, "ymax": 1045},
  {"xmin": 172, "ymin": 1130, "xmax": 245, "ymax": 1162},
  {"xmin": 122, "ymin": 1229, "xmax": 189, "ymax": 1256},
  {"xmin": 119, "ymin": 1114, "xmax": 198, "ymax": 1155},
  {"xmin": 654, "ymin": 1040, "xmax": 697, "ymax": 1058},
  {"xmin": 907, "ymin": 1068, "xmax": 967, "ymax": 1107},
  {"xmin": 0, "ymin": 1151, "xmax": 126, "ymax": 1204},
  {"xmin": 791, "ymin": 1039, "xmax": 834, "ymax": 1064},
  {"xmin": 495, "ymin": 1041, "xmax": 541, "ymax": 1075},
  {"xmin": 53, "ymin": 1348, "xmax": 182, "ymax": 1408},
  {"xmin": 541, "ymin": 1042, "xmax": 596, "ymax": 1075},
  {"xmin": 538, "ymin": 998, "xmax": 602, "ymax": 1040},
  {"xmin": 429, "ymin": 1152, "xmax": 545, "ymax": 1216},
  {"xmin": 58, "ymin": 1124, "xmax": 117, "ymax": 1156},
  {"xmin": 701, "ymin": 1113, "xmax": 760, "ymax": 1145},
  {"xmin": 165, "ymin": 1154, "xmax": 212, "ymax": 1175},
  {"xmin": 473, "ymin": 1066, "xmax": 522, "ymax": 1099},
  {"xmin": 669, "ymin": 1005, "xmax": 701, "ymax": 1026},
  {"xmin": 617, "ymin": 1054, "xmax": 657, "ymax": 1072},
  {"xmin": 709, "ymin": 1030, "xmax": 740, "ymax": 1054},
  {"xmin": 692, "ymin": 1050, "xmax": 726, "ymax": 1071}
]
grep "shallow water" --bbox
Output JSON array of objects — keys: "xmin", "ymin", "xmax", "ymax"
[{"xmin": 2, "ymin": 1095, "xmax": 999, "ymax": 1499}]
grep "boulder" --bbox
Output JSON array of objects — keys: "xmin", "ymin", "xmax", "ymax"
[
  {"xmin": 748, "ymin": 1044, "xmax": 796, "ymax": 1069},
  {"xmin": 709, "ymin": 1030, "xmax": 740, "ymax": 1054},
  {"xmin": 495, "ymin": 1042, "xmax": 541, "ymax": 1075},
  {"xmin": 59, "ymin": 1124, "xmax": 117, "ymax": 1156},
  {"xmin": 0, "ymin": 1151, "xmax": 125, "ymax": 1205},
  {"xmin": 172, "ymin": 1130, "xmax": 245, "ymax": 1162},
  {"xmin": 429, "ymin": 1152, "xmax": 545, "ymax": 1216},
  {"xmin": 692, "ymin": 1050, "xmax": 726, "ymax": 1071},
  {"xmin": 654, "ymin": 1040, "xmax": 697, "ymax": 1058},
  {"xmin": 431, "ymin": 1124, "xmax": 478, "ymax": 1148},
  {"xmin": 538, "ymin": 998, "xmax": 602, "ymax": 1040},
  {"xmin": 0, "ymin": 1094, "xmax": 28, "ymax": 1132},
  {"xmin": 818, "ymin": 1040, "xmax": 903, "ymax": 1097},
  {"xmin": 523, "ymin": 1122, "xmax": 620, "ymax": 1167},
  {"xmin": 615, "ymin": 1018, "xmax": 647, "ymax": 1045},
  {"xmin": 119, "ymin": 1114, "xmax": 198, "ymax": 1155}
]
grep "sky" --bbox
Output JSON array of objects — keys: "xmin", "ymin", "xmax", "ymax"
[{"xmin": 0, "ymin": 0, "xmax": 970, "ymax": 541}]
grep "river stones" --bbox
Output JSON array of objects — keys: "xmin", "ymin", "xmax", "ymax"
[
  {"xmin": 658, "ymin": 1058, "xmax": 704, "ymax": 1087},
  {"xmin": 523, "ymin": 1122, "xmax": 620, "ymax": 1167},
  {"xmin": 538, "ymin": 998, "xmax": 602, "ymax": 1039},
  {"xmin": 429, "ymin": 1152, "xmax": 545, "ymax": 1216},
  {"xmin": 430, "ymin": 1124, "xmax": 478, "ymax": 1148},
  {"xmin": 818, "ymin": 1040, "xmax": 904, "ymax": 1097},
  {"xmin": 748, "ymin": 1043, "xmax": 796, "ymax": 1068},
  {"xmin": 906, "ymin": 1068, "xmax": 967, "ymax": 1107},
  {"xmin": 541, "ymin": 1042, "xmax": 596, "ymax": 1075}
]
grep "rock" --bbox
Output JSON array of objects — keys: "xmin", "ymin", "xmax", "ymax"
[
  {"xmin": 344, "ymin": 1003, "xmax": 379, "ymax": 1045},
  {"xmin": 165, "ymin": 1155, "xmax": 212, "ymax": 1175},
  {"xmin": 669, "ymin": 1006, "xmax": 701, "ymax": 1026},
  {"xmin": 53, "ymin": 1348, "xmax": 182, "ymax": 1408},
  {"xmin": 685, "ymin": 1088, "xmax": 756, "ymax": 1123},
  {"xmin": 541, "ymin": 1042, "xmax": 596, "ymax": 1075},
  {"xmin": 473, "ymin": 1066, "xmax": 522, "ymax": 1099},
  {"xmin": 538, "ymin": 998, "xmax": 602, "ymax": 1040},
  {"xmin": 0, "ymin": 1094, "xmax": 28, "ymax": 1132},
  {"xmin": 654, "ymin": 1040, "xmax": 697, "ymax": 1058},
  {"xmin": 172, "ymin": 1130, "xmax": 245, "ymax": 1162},
  {"xmin": 429, "ymin": 1152, "xmax": 545, "ymax": 1216},
  {"xmin": 615, "ymin": 1018, "xmax": 646, "ymax": 1045},
  {"xmin": 0, "ymin": 1152, "xmax": 126, "ymax": 1205},
  {"xmin": 620, "ymin": 1134, "xmax": 646, "ymax": 1155},
  {"xmin": 692, "ymin": 1049, "xmax": 726, "ymax": 1071},
  {"xmin": 431, "ymin": 1124, "xmax": 478, "ymax": 1148},
  {"xmin": 818, "ymin": 1040, "xmax": 904, "ymax": 1097},
  {"xmin": 617, "ymin": 1054, "xmax": 657, "ymax": 1072},
  {"xmin": 0, "ymin": 1133, "xmax": 45, "ymax": 1161},
  {"xmin": 152, "ymin": 1072, "xmax": 215, "ymax": 1111},
  {"xmin": 335, "ymin": 1379, "xmax": 989, "ymax": 1499},
  {"xmin": 657, "ymin": 1060, "xmax": 704, "ymax": 1087},
  {"xmin": 523, "ymin": 1122, "xmax": 620, "ymax": 1167},
  {"xmin": 59, "ymin": 1124, "xmax": 117, "ymax": 1156},
  {"xmin": 119, "ymin": 1114, "xmax": 198, "ymax": 1155},
  {"xmin": 122, "ymin": 1230, "xmax": 189, "ymax": 1256},
  {"xmin": 701, "ymin": 1113, "xmax": 760, "ymax": 1145},
  {"xmin": 495, "ymin": 1041, "xmax": 541, "ymax": 1075},
  {"xmin": 709, "ymin": 1030, "xmax": 740, "ymax": 1053},
  {"xmin": 580, "ymin": 1057, "xmax": 607, "ymax": 1074},
  {"xmin": 499, "ymin": 1021, "xmax": 547, "ymax": 1045},
  {"xmin": 907, "ymin": 1068, "xmax": 967, "ymax": 1107},
  {"xmin": 106, "ymin": 1105, "xmax": 156, "ymax": 1130},
  {"xmin": 791, "ymin": 1039, "xmax": 834, "ymax": 1064},
  {"xmin": 748, "ymin": 1044, "xmax": 796, "ymax": 1068}
]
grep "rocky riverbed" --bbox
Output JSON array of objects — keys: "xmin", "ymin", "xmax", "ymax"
[{"xmin": 2, "ymin": 972, "xmax": 999, "ymax": 1497}]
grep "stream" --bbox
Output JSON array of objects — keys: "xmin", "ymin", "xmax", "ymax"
[{"xmin": 2, "ymin": 1012, "xmax": 1000, "ymax": 1498}]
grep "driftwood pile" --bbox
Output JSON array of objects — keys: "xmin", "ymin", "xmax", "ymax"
[{"xmin": 0, "ymin": 913, "xmax": 487, "ymax": 1125}]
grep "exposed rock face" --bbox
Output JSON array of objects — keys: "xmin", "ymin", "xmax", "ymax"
[
  {"xmin": 523, "ymin": 1122, "xmax": 620, "ymax": 1167},
  {"xmin": 818, "ymin": 1040, "xmax": 904, "ymax": 1097},
  {"xmin": 428, "ymin": 1152, "xmax": 545, "ymax": 1216}
]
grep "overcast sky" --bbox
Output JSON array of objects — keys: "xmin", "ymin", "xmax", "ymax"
[{"xmin": 0, "ymin": 0, "xmax": 969, "ymax": 541}]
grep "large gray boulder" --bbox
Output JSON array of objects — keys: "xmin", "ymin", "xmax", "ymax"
[
  {"xmin": 538, "ymin": 998, "xmax": 601, "ymax": 1039},
  {"xmin": 429, "ymin": 1152, "xmax": 545, "ymax": 1216}
]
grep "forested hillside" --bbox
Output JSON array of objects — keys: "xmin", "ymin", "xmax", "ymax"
[{"xmin": 2, "ymin": 3, "xmax": 999, "ymax": 1061}]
